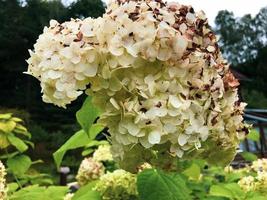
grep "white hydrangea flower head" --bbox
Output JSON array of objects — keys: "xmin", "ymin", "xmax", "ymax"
[
  {"xmin": 238, "ymin": 175, "xmax": 256, "ymax": 192},
  {"xmin": 238, "ymin": 170, "xmax": 267, "ymax": 194},
  {"xmin": 256, "ymin": 171, "xmax": 267, "ymax": 194},
  {"xmin": 26, "ymin": 18, "xmax": 101, "ymax": 107},
  {"xmin": 0, "ymin": 161, "xmax": 7, "ymax": 200},
  {"xmin": 137, "ymin": 162, "xmax": 152, "ymax": 172},
  {"xmin": 251, "ymin": 159, "xmax": 267, "ymax": 172},
  {"xmin": 27, "ymin": 0, "xmax": 249, "ymax": 171},
  {"xmin": 93, "ymin": 145, "xmax": 113, "ymax": 162},
  {"xmin": 76, "ymin": 157, "xmax": 105, "ymax": 186},
  {"xmin": 94, "ymin": 169, "xmax": 138, "ymax": 200}
]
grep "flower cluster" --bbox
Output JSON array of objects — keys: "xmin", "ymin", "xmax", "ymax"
[
  {"xmin": 238, "ymin": 172, "xmax": 267, "ymax": 194},
  {"xmin": 27, "ymin": 0, "xmax": 248, "ymax": 170},
  {"xmin": 237, "ymin": 159, "xmax": 267, "ymax": 194},
  {"xmin": 0, "ymin": 161, "xmax": 7, "ymax": 200},
  {"xmin": 251, "ymin": 158, "xmax": 267, "ymax": 172},
  {"xmin": 26, "ymin": 18, "xmax": 101, "ymax": 107},
  {"xmin": 93, "ymin": 145, "xmax": 113, "ymax": 162},
  {"xmin": 94, "ymin": 169, "xmax": 138, "ymax": 200},
  {"xmin": 76, "ymin": 157, "xmax": 105, "ymax": 186},
  {"xmin": 238, "ymin": 175, "xmax": 256, "ymax": 192}
]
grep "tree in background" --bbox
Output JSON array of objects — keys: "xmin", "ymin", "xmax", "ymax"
[
  {"xmin": 68, "ymin": 0, "xmax": 106, "ymax": 18},
  {"xmin": 215, "ymin": 7, "xmax": 267, "ymax": 108}
]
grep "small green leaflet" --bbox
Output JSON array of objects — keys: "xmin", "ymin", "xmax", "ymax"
[
  {"xmin": 7, "ymin": 155, "xmax": 32, "ymax": 176},
  {"xmin": 7, "ymin": 133, "xmax": 28, "ymax": 152},
  {"xmin": 240, "ymin": 152, "xmax": 258, "ymax": 161},
  {"xmin": 247, "ymin": 129, "xmax": 260, "ymax": 142},
  {"xmin": 183, "ymin": 163, "xmax": 201, "ymax": 180}
]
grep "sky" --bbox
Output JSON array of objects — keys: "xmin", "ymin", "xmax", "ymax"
[{"xmin": 63, "ymin": 0, "xmax": 267, "ymax": 26}]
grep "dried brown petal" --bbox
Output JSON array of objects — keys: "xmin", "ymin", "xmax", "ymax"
[{"xmin": 223, "ymin": 71, "xmax": 240, "ymax": 89}]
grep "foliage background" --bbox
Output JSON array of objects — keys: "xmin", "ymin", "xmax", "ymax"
[{"xmin": 0, "ymin": 0, "xmax": 106, "ymax": 174}]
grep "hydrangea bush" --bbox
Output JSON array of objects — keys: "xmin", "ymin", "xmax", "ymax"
[
  {"xmin": 76, "ymin": 144, "xmax": 115, "ymax": 186},
  {"xmin": 27, "ymin": 0, "xmax": 248, "ymax": 171}
]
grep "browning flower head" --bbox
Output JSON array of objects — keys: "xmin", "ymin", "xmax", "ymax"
[
  {"xmin": 27, "ymin": 0, "xmax": 249, "ymax": 171},
  {"xmin": 76, "ymin": 157, "xmax": 105, "ymax": 186}
]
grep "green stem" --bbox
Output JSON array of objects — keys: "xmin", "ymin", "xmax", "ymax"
[
  {"xmin": 4, "ymin": 148, "xmax": 22, "ymax": 189},
  {"xmin": 13, "ymin": 174, "xmax": 22, "ymax": 189}
]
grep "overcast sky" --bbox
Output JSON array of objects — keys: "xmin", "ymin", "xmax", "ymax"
[
  {"xmin": 63, "ymin": 0, "xmax": 267, "ymax": 26},
  {"xmin": 178, "ymin": 0, "xmax": 267, "ymax": 26}
]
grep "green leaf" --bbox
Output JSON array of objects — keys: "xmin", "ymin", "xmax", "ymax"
[
  {"xmin": 210, "ymin": 183, "xmax": 245, "ymax": 200},
  {"xmin": 24, "ymin": 140, "xmax": 34, "ymax": 148},
  {"xmin": 84, "ymin": 140, "xmax": 109, "ymax": 148},
  {"xmin": 225, "ymin": 172, "xmax": 243, "ymax": 183},
  {"xmin": 30, "ymin": 177, "xmax": 54, "ymax": 185},
  {"xmin": 73, "ymin": 190, "xmax": 100, "ymax": 200},
  {"xmin": 7, "ymin": 134, "xmax": 28, "ymax": 152},
  {"xmin": 9, "ymin": 185, "xmax": 68, "ymax": 200},
  {"xmin": 0, "ymin": 151, "xmax": 19, "ymax": 159},
  {"xmin": 245, "ymin": 191, "xmax": 266, "ymax": 200},
  {"xmin": 240, "ymin": 152, "xmax": 258, "ymax": 161},
  {"xmin": 137, "ymin": 169, "xmax": 191, "ymax": 200},
  {"xmin": 183, "ymin": 163, "xmax": 201, "ymax": 180},
  {"xmin": 89, "ymin": 123, "xmax": 104, "ymax": 140},
  {"xmin": 14, "ymin": 124, "xmax": 31, "ymax": 138},
  {"xmin": 7, "ymin": 182, "xmax": 19, "ymax": 193},
  {"xmin": 76, "ymin": 96, "xmax": 101, "ymax": 134},
  {"xmin": 11, "ymin": 117, "xmax": 23, "ymax": 122},
  {"xmin": 81, "ymin": 148, "xmax": 95, "ymax": 156},
  {"xmin": 44, "ymin": 186, "xmax": 69, "ymax": 200},
  {"xmin": 210, "ymin": 185, "xmax": 233, "ymax": 199},
  {"xmin": 7, "ymin": 155, "xmax": 32, "ymax": 176},
  {"xmin": 224, "ymin": 183, "xmax": 244, "ymax": 199},
  {"xmin": 73, "ymin": 181, "xmax": 101, "ymax": 200},
  {"xmin": 9, "ymin": 185, "xmax": 44, "ymax": 200},
  {"xmin": 82, "ymin": 140, "xmax": 108, "ymax": 156},
  {"xmin": 247, "ymin": 129, "xmax": 260, "ymax": 142},
  {"xmin": 0, "ymin": 113, "xmax": 12, "ymax": 120},
  {"xmin": 0, "ymin": 120, "xmax": 16, "ymax": 133},
  {"xmin": 0, "ymin": 133, "xmax": 10, "ymax": 148},
  {"xmin": 53, "ymin": 130, "xmax": 91, "ymax": 169}
]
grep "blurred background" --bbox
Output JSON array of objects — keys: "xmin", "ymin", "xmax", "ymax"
[{"xmin": 0, "ymin": 0, "xmax": 267, "ymax": 170}]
